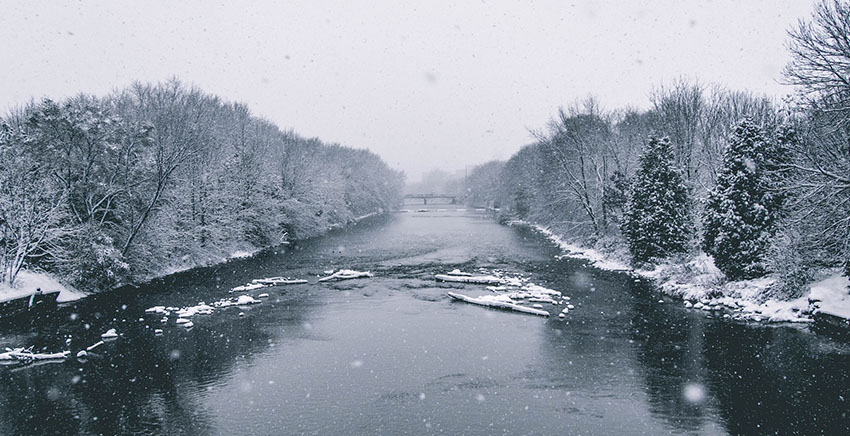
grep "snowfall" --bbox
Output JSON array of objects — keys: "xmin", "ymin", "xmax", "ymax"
[{"xmin": 514, "ymin": 221, "xmax": 850, "ymax": 325}]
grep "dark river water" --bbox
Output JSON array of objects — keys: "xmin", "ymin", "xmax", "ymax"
[{"xmin": 1, "ymin": 207, "xmax": 849, "ymax": 436}]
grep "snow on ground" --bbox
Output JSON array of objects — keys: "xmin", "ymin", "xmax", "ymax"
[
  {"xmin": 513, "ymin": 221, "xmax": 850, "ymax": 325},
  {"xmin": 229, "ymin": 250, "xmax": 257, "ymax": 259},
  {"xmin": 0, "ymin": 270, "xmax": 87, "ymax": 303},
  {"xmin": 514, "ymin": 222, "xmax": 631, "ymax": 271},
  {"xmin": 809, "ymin": 273, "xmax": 850, "ymax": 320}
]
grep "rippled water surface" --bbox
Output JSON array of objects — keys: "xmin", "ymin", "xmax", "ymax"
[{"xmin": 1, "ymin": 207, "xmax": 848, "ymax": 435}]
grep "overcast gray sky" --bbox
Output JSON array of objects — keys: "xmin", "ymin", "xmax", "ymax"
[{"xmin": 0, "ymin": 0, "xmax": 814, "ymax": 181}]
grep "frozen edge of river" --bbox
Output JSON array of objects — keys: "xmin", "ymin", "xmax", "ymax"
[{"xmin": 508, "ymin": 220, "xmax": 850, "ymax": 326}]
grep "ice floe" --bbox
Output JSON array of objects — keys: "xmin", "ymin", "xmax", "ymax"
[
  {"xmin": 231, "ymin": 283, "xmax": 266, "ymax": 292},
  {"xmin": 235, "ymin": 295, "xmax": 260, "ymax": 305}
]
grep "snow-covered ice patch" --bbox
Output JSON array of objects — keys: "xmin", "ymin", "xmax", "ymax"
[
  {"xmin": 231, "ymin": 283, "xmax": 266, "ymax": 292},
  {"xmin": 235, "ymin": 295, "xmax": 260, "ymax": 305}
]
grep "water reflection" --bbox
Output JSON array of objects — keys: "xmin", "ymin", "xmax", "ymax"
[{"xmin": 704, "ymin": 322, "xmax": 850, "ymax": 435}]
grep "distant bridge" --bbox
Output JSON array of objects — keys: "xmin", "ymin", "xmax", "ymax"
[{"xmin": 403, "ymin": 193, "xmax": 459, "ymax": 205}]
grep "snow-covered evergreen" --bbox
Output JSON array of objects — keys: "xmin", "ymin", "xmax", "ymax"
[
  {"xmin": 702, "ymin": 119, "xmax": 786, "ymax": 280},
  {"xmin": 621, "ymin": 136, "xmax": 692, "ymax": 263}
]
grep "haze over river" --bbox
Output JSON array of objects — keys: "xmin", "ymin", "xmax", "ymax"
[{"xmin": 0, "ymin": 206, "xmax": 848, "ymax": 435}]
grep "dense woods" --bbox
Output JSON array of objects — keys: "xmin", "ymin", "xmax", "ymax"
[
  {"xmin": 0, "ymin": 80, "xmax": 403, "ymax": 291},
  {"xmin": 465, "ymin": 0, "xmax": 850, "ymax": 295}
]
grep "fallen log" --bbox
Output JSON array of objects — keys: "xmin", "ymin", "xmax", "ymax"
[
  {"xmin": 318, "ymin": 269, "xmax": 373, "ymax": 282},
  {"xmin": 251, "ymin": 277, "xmax": 308, "ymax": 286},
  {"xmin": 447, "ymin": 292, "xmax": 550, "ymax": 317},
  {"xmin": 0, "ymin": 347, "xmax": 70, "ymax": 362},
  {"xmin": 435, "ymin": 274, "xmax": 503, "ymax": 285}
]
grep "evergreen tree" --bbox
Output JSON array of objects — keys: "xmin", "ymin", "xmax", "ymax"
[
  {"xmin": 621, "ymin": 136, "xmax": 692, "ymax": 263},
  {"xmin": 703, "ymin": 118, "xmax": 786, "ymax": 280}
]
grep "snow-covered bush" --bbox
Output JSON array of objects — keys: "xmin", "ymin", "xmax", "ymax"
[
  {"xmin": 60, "ymin": 226, "xmax": 129, "ymax": 291},
  {"xmin": 621, "ymin": 136, "xmax": 692, "ymax": 263},
  {"xmin": 702, "ymin": 119, "xmax": 786, "ymax": 280}
]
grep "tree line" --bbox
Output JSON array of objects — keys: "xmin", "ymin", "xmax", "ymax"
[
  {"xmin": 465, "ymin": 0, "xmax": 850, "ymax": 294},
  {"xmin": 0, "ymin": 80, "xmax": 404, "ymax": 291}
]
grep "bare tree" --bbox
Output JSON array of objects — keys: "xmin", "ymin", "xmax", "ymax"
[
  {"xmin": 117, "ymin": 81, "xmax": 211, "ymax": 256},
  {"xmin": 781, "ymin": 0, "xmax": 850, "ymax": 275},
  {"xmin": 650, "ymin": 79, "xmax": 704, "ymax": 182},
  {"xmin": 537, "ymin": 99, "xmax": 613, "ymax": 235},
  {"xmin": 0, "ymin": 126, "xmax": 71, "ymax": 286},
  {"xmin": 785, "ymin": 0, "xmax": 850, "ymax": 106}
]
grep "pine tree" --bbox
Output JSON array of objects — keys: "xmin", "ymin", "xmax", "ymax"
[
  {"xmin": 621, "ymin": 136, "xmax": 692, "ymax": 263},
  {"xmin": 702, "ymin": 118, "xmax": 786, "ymax": 280}
]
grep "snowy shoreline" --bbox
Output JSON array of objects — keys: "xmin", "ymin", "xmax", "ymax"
[
  {"xmin": 0, "ymin": 270, "xmax": 88, "ymax": 304},
  {"xmin": 509, "ymin": 220, "xmax": 850, "ymax": 326},
  {"xmin": 1, "ymin": 210, "xmax": 391, "ymax": 307}
]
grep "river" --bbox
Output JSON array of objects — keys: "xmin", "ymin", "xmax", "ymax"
[{"xmin": 0, "ymin": 206, "xmax": 848, "ymax": 435}]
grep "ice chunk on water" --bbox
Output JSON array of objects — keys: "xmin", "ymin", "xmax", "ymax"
[{"xmin": 235, "ymin": 295, "xmax": 260, "ymax": 305}]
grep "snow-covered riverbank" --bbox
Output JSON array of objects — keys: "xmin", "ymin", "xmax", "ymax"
[
  {"xmin": 512, "ymin": 220, "xmax": 850, "ymax": 325},
  {"xmin": 0, "ymin": 270, "xmax": 87, "ymax": 304},
  {"xmin": 1, "ymin": 210, "xmax": 392, "ymax": 307}
]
